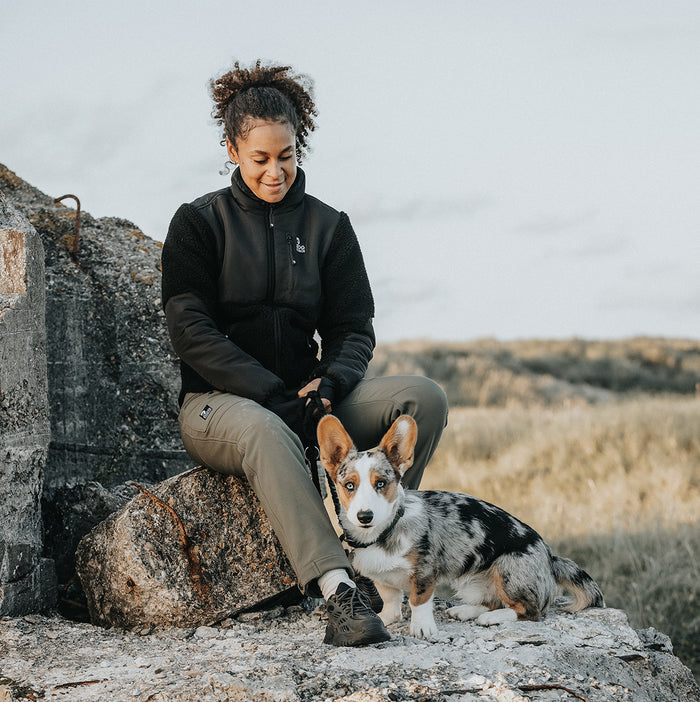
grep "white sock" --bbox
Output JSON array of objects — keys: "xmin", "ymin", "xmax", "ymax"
[{"xmin": 318, "ymin": 569, "xmax": 355, "ymax": 600}]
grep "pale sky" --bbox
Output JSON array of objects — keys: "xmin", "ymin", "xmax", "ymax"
[{"xmin": 2, "ymin": 1, "xmax": 699, "ymax": 342}]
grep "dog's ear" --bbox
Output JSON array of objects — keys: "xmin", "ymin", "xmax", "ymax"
[
  {"xmin": 379, "ymin": 415, "xmax": 417, "ymax": 477},
  {"xmin": 317, "ymin": 415, "xmax": 355, "ymax": 482}
]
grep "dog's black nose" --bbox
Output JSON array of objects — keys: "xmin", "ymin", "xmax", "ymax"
[{"xmin": 357, "ymin": 510, "xmax": 374, "ymax": 525}]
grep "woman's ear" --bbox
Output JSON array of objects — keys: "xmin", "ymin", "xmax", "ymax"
[{"xmin": 225, "ymin": 138, "xmax": 239, "ymax": 165}]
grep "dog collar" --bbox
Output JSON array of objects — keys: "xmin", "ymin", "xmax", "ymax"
[{"xmin": 342, "ymin": 504, "xmax": 406, "ymax": 549}]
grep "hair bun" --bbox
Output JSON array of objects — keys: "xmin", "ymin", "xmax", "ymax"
[{"xmin": 210, "ymin": 60, "xmax": 317, "ymax": 161}]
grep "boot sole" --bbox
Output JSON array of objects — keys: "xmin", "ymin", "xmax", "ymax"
[
  {"xmin": 323, "ymin": 629, "xmax": 391, "ymax": 646},
  {"xmin": 323, "ymin": 622, "xmax": 391, "ymax": 647}
]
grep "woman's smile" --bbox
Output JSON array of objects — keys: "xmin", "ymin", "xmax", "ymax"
[{"xmin": 226, "ymin": 120, "xmax": 297, "ymax": 204}]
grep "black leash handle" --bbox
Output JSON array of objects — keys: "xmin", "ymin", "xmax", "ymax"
[
  {"xmin": 302, "ymin": 391, "xmax": 342, "ymax": 524},
  {"xmin": 302, "ymin": 390, "xmax": 327, "ymax": 497},
  {"xmin": 305, "ymin": 444, "xmax": 322, "ymax": 495}
]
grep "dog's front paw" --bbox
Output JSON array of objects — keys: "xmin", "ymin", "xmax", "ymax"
[
  {"xmin": 408, "ymin": 602, "xmax": 439, "ymax": 641},
  {"xmin": 375, "ymin": 584, "xmax": 403, "ymax": 626},
  {"xmin": 409, "ymin": 615, "xmax": 439, "ymax": 641},
  {"xmin": 379, "ymin": 603, "xmax": 402, "ymax": 626}
]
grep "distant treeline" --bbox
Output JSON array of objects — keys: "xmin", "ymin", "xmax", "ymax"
[{"xmin": 367, "ymin": 337, "xmax": 700, "ymax": 407}]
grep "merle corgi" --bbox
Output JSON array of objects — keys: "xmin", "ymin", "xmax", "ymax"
[{"xmin": 317, "ymin": 414, "xmax": 604, "ymax": 640}]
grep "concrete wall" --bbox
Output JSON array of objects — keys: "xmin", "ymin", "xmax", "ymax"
[
  {"xmin": 1, "ymin": 163, "xmax": 190, "ymax": 605},
  {"xmin": 1, "ymin": 164, "xmax": 189, "ymax": 495},
  {"xmin": 0, "ymin": 193, "xmax": 56, "ymax": 615}
]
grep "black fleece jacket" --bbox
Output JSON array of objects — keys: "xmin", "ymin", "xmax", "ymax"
[{"xmin": 161, "ymin": 168, "xmax": 375, "ymax": 407}]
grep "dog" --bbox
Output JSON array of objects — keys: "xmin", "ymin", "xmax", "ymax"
[{"xmin": 317, "ymin": 414, "xmax": 604, "ymax": 640}]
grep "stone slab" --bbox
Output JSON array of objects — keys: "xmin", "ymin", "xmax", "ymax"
[{"xmin": 0, "ymin": 605, "xmax": 697, "ymax": 701}]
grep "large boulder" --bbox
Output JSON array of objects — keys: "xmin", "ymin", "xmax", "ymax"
[{"xmin": 75, "ymin": 467, "xmax": 297, "ymax": 628}]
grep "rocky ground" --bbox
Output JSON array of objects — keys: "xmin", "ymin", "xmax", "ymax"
[{"xmin": 1, "ymin": 601, "xmax": 697, "ymax": 702}]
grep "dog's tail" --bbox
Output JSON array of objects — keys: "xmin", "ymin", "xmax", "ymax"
[{"xmin": 551, "ymin": 556, "xmax": 605, "ymax": 612}]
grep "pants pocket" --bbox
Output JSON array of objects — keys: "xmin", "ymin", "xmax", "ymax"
[{"xmin": 179, "ymin": 391, "xmax": 231, "ymax": 437}]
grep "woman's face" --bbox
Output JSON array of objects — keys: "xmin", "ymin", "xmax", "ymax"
[{"xmin": 227, "ymin": 120, "xmax": 297, "ymax": 203}]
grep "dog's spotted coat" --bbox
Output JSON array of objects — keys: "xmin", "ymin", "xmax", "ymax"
[{"xmin": 319, "ymin": 414, "xmax": 604, "ymax": 640}]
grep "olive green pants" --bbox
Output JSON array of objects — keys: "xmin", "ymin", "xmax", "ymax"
[{"xmin": 178, "ymin": 375, "xmax": 448, "ymax": 595}]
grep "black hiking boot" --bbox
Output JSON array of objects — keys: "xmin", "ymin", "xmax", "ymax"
[
  {"xmin": 323, "ymin": 583, "xmax": 391, "ymax": 647},
  {"xmin": 354, "ymin": 574, "xmax": 384, "ymax": 613}
]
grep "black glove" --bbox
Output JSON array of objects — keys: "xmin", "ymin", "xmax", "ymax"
[
  {"xmin": 301, "ymin": 390, "xmax": 327, "ymax": 447},
  {"xmin": 266, "ymin": 386, "xmax": 332, "ymax": 451},
  {"xmin": 264, "ymin": 390, "xmax": 307, "ymax": 442},
  {"xmin": 316, "ymin": 377, "xmax": 337, "ymax": 408}
]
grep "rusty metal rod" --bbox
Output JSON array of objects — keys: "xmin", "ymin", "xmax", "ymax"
[
  {"xmin": 53, "ymin": 194, "xmax": 81, "ymax": 255},
  {"xmin": 129, "ymin": 481, "xmax": 190, "ymax": 548}
]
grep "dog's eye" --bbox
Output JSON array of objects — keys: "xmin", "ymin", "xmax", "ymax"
[
  {"xmin": 375, "ymin": 480, "xmax": 386, "ymax": 490},
  {"xmin": 344, "ymin": 482, "xmax": 355, "ymax": 492}
]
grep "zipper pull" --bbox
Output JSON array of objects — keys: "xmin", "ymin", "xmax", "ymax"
[{"xmin": 286, "ymin": 233, "xmax": 297, "ymax": 265}]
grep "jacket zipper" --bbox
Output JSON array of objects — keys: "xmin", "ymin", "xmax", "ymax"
[
  {"xmin": 266, "ymin": 207, "xmax": 276, "ymax": 300},
  {"xmin": 286, "ymin": 233, "xmax": 297, "ymax": 266},
  {"xmin": 267, "ymin": 207, "xmax": 282, "ymax": 377}
]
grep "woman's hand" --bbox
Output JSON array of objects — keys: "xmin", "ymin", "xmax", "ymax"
[{"xmin": 298, "ymin": 379, "xmax": 332, "ymax": 414}]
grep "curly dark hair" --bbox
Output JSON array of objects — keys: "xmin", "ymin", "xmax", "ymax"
[{"xmin": 210, "ymin": 60, "xmax": 317, "ymax": 163}]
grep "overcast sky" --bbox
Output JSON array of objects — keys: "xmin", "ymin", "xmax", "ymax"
[{"xmin": 2, "ymin": 1, "xmax": 699, "ymax": 342}]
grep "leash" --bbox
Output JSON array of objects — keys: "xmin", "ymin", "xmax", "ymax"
[
  {"xmin": 326, "ymin": 471, "xmax": 342, "ymax": 517},
  {"xmin": 305, "ymin": 444, "xmax": 322, "ymax": 495},
  {"xmin": 302, "ymin": 390, "xmax": 326, "ymax": 497}
]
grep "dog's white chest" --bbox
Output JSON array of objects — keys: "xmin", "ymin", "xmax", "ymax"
[{"xmin": 351, "ymin": 546, "xmax": 413, "ymax": 591}]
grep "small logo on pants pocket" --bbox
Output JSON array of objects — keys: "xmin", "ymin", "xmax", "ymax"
[{"xmin": 199, "ymin": 404, "xmax": 213, "ymax": 420}]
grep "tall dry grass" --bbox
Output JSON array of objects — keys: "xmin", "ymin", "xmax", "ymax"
[
  {"xmin": 369, "ymin": 337, "xmax": 700, "ymax": 407},
  {"xmin": 422, "ymin": 395, "xmax": 700, "ymax": 677}
]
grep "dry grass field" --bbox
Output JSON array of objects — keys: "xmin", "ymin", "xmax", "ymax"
[{"xmin": 369, "ymin": 338, "xmax": 700, "ymax": 678}]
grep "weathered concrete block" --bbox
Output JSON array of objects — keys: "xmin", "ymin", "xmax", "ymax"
[
  {"xmin": 42, "ymin": 481, "xmax": 138, "ymax": 585},
  {"xmin": 0, "ymin": 192, "xmax": 55, "ymax": 615},
  {"xmin": 0, "ymin": 223, "xmax": 25, "ymax": 294},
  {"xmin": 2, "ymin": 163, "xmax": 191, "ymax": 588},
  {"xmin": 75, "ymin": 467, "xmax": 296, "ymax": 628},
  {"xmin": 1, "ymin": 163, "xmax": 190, "ymax": 495},
  {"xmin": 0, "ymin": 542, "xmax": 37, "ymax": 583},
  {"xmin": 0, "ymin": 556, "xmax": 56, "ymax": 615}
]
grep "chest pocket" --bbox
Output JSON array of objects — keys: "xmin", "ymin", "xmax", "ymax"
[{"xmin": 277, "ymin": 230, "xmax": 322, "ymax": 308}]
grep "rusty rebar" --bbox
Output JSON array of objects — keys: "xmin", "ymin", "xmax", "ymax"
[
  {"xmin": 129, "ymin": 481, "xmax": 189, "ymax": 548},
  {"xmin": 53, "ymin": 194, "xmax": 81, "ymax": 255},
  {"xmin": 128, "ymin": 480, "xmax": 211, "ymax": 600}
]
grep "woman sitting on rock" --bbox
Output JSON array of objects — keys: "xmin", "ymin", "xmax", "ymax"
[{"xmin": 161, "ymin": 60, "xmax": 448, "ymax": 646}]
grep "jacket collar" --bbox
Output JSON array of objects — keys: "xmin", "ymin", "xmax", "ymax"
[{"xmin": 230, "ymin": 167, "xmax": 306, "ymax": 212}]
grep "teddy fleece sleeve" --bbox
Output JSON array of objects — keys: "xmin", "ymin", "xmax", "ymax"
[
  {"xmin": 314, "ymin": 212, "xmax": 376, "ymax": 402},
  {"xmin": 161, "ymin": 203, "xmax": 285, "ymax": 403}
]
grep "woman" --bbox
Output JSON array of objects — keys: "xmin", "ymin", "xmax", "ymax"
[{"xmin": 161, "ymin": 61, "xmax": 448, "ymax": 646}]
